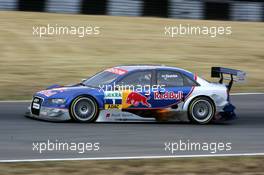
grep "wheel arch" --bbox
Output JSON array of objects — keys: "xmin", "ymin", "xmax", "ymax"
[
  {"xmin": 70, "ymin": 94, "xmax": 102, "ymax": 109},
  {"xmin": 183, "ymin": 95, "xmax": 216, "ymax": 111},
  {"xmin": 69, "ymin": 93, "xmax": 104, "ymax": 110}
]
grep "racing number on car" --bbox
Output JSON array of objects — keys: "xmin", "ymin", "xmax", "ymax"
[{"xmin": 104, "ymin": 91, "xmax": 123, "ymax": 109}]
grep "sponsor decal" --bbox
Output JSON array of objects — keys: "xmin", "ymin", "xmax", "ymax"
[
  {"xmin": 161, "ymin": 74, "xmax": 179, "ymax": 79},
  {"xmin": 104, "ymin": 91, "xmax": 122, "ymax": 99},
  {"xmin": 32, "ymin": 103, "xmax": 40, "ymax": 109},
  {"xmin": 104, "ymin": 104, "xmax": 122, "ymax": 109},
  {"xmin": 154, "ymin": 91, "xmax": 183, "ymax": 100},
  {"xmin": 38, "ymin": 90, "xmax": 57, "ymax": 97},
  {"xmin": 104, "ymin": 91, "xmax": 122, "ymax": 109},
  {"xmin": 38, "ymin": 88, "xmax": 67, "ymax": 97},
  {"xmin": 33, "ymin": 98, "xmax": 40, "ymax": 103},
  {"xmin": 105, "ymin": 113, "xmax": 111, "ymax": 118},
  {"xmin": 106, "ymin": 68, "xmax": 127, "ymax": 75},
  {"xmin": 104, "ymin": 111, "xmax": 136, "ymax": 119},
  {"xmin": 126, "ymin": 92, "xmax": 151, "ymax": 107}
]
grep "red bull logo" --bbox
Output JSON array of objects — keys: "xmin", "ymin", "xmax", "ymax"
[
  {"xmin": 154, "ymin": 91, "xmax": 183, "ymax": 100},
  {"xmin": 126, "ymin": 92, "xmax": 151, "ymax": 107}
]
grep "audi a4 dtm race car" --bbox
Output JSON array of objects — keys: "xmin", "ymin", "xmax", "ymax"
[{"xmin": 25, "ymin": 65, "xmax": 246, "ymax": 124}]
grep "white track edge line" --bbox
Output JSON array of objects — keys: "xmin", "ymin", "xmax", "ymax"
[
  {"xmin": 1, "ymin": 153, "xmax": 264, "ymax": 163},
  {"xmin": 0, "ymin": 93, "xmax": 264, "ymax": 103},
  {"xmin": 0, "ymin": 100, "xmax": 31, "ymax": 103},
  {"xmin": 231, "ymin": 92, "xmax": 264, "ymax": 95}
]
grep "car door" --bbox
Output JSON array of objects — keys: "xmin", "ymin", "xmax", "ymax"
[
  {"xmin": 153, "ymin": 70, "xmax": 195, "ymax": 109},
  {"xmin": 116, "ymin": 70, "xmax": 154, "ymax": 109}
]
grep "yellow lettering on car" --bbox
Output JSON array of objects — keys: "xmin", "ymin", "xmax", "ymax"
[{"xmin": 105, "ymin": 104, "xmax": 122, "ymax": 109}]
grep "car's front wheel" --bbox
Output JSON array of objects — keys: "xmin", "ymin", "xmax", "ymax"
[
  {"xmin": 188, "ymin": 97, "xmax": 215, "ymax": 124},
  {"xmin": 70, "ymin": 96, "xmax": 99, "ymax": 123}
]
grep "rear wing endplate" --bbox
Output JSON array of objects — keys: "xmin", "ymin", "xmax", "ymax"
[{"xmin": 211, "ymin": 67, "xmax": 246, "ymax": 91}]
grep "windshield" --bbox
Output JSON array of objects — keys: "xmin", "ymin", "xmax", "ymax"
[{"xmin": 83, "ymin": 71, "xmax": 120, "ymax": 87}]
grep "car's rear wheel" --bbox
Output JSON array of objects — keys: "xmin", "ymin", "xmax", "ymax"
[
  {"xmin": 70, "ymin": 96, "xmax": 99, "ymax": 123},
  {"xmin": 188, "ymin": 97, "xmax": 215, "ymax": 124}
]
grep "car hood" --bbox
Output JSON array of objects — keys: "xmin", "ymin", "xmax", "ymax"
[{"xmin": 35, "ymin": 85, "xmax": 100, "ymax": 99}]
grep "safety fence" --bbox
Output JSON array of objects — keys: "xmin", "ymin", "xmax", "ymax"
[{"xmin": 0, "ymin": 0, "xmax": 263, "ymax": 21}]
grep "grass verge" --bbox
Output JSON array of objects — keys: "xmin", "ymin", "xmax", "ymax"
[
  {"xmin": 0, "ymin": 156, "xmax": 264, "ymax": 175},
  {"xmin": 0, "ymin": 12, "xmax": 263, "ymax": 100}
]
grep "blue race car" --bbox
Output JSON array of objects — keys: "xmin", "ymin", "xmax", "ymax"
[{"xmin": 25, "ymin": 65, "xmax": 246, "ymax": 124}]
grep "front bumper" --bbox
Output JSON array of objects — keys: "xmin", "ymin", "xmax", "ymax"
[{"xmin": 25, "ymin": 106, "xmax": 71, "ymax": 121}]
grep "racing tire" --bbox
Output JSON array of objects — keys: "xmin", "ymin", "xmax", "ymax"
[
  {"xmin": 188, "ymin": 97, "xmax": 215, "ymax": 124},
  {"xmin": 70, "ymin": 96, "xmax": 99, "ymax": 123}
]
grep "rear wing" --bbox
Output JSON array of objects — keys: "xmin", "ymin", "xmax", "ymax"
[{"xmin": 211, "ymin": 67, "xmax": 246, "ymax": 91}]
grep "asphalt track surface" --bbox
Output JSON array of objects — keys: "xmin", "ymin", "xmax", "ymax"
[{"xmin": 0, "ymin": 94, "xmax": 263, "ymax": 161}]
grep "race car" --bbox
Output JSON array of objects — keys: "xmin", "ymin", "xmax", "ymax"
[{"xmin": 25, "ymin": 65, "xmax": 246, "ymax": 124}]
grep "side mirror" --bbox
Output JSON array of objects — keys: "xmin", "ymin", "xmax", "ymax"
[{"xmin": 81, "ymin": 79, "xmax": 86, "ymax": 82}]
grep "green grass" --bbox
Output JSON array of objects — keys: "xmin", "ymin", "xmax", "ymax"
[
  {"xmin": 0, "ymin": 11, "xmax": 264, "ymax": 100},
  {"xmin": 1, "ymin": 156, "xmax": 264, "ymax": 175}
]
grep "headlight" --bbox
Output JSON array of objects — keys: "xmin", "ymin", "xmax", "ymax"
[{"xmin": 50, "ymin": 98, "xmax": 66, "ymax": 104}]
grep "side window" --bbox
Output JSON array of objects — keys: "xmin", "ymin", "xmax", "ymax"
[
  {"xmin": 157, "ymin": 71, "xmax": 184, "ymax": 87},
  {"xmin": 183, "ymin": 75, "xmax": 198, "ymax": 86},
  {"xmin": 118, "ymin": 71, "xmax": 152, "ymax": 86}
]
